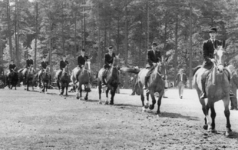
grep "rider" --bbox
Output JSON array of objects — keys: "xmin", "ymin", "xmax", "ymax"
[
  {"xmin": 38, "ymin": 55, "xmax": 48, "ymax": 82},
  {"xmin": 8, "ymin": 60, "xmax": 16, "ymax": 73},
  {"xmin": 78, "ymin": 49, "xmax": 89, "ymax": 69},
  {"xmin": 200, "ymin": 27, "xmax": 222, "ymax": 99},
  {"xmin": 23, "ymin": 54, "xmax": 34, "ymax": 80},
  {"xmin": 144, "ymin": 42, "xmax": 161, "ymax": 90},
  {"xmin": 102, "ymin": 45, "xmax": 116, "ymax": 86},
  {"xmin": 58, "ymin": 55, "xmax": 69, "ymax": 80}
]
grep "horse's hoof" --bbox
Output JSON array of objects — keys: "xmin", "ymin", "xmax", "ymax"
[
  {"xmin": 109, "ymin": 102, "xmax": 114, "ymax": 105},
  {"xmin": 203, "ymin": 125, "xmax": 208, "ymax": 130},
  {"xmin": 208, "ymin": 127, "xmax": 217, "ymax": 133},
  {"xmin": 145, "ymin": 103, "xmax": 149, "ymax": 109},
  {"xmin": 98, "ymin": 101, "xmax": 102, "ymax": 105},
  {"xmin": 84, "ymin": 97, "xmax": 88, "ymax": 100},
  {"xmin": 105, "ymin": 101, "xmax": 109, "ymax": 105},
  {"xmin": 149, "ymin": 105, "xmax": 154, "ymax": 110},
  {"xmin": 76, "ymin": 96, "xmax": 79, "ymax": 99},
  {"xmin": 225, "ymin": 128, "xmax": 232, "ymax": 137},
  {"xmin": 142, "ymin": 107, "xmax": 146, "ymax": 112}
]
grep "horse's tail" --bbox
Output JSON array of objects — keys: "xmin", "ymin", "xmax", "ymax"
[{"xmin": 120, "ymin": 67, "xmax": 140, "ymax": 74}]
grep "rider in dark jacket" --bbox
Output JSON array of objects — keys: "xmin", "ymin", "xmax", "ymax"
[
  {"xmin": 9, "ymin": 60, "xmax": 16, "ymax": 72},
  {"xmin": 77, "ymin": 49, "xmax": 89, "ymax": 68},
  {"xmin": 102, "ymin": 46, "xmax": 116, "ymax": 86},
  {"xmin": 144, "ymin": 42, "xmax": 161, "ymax": 89},
  {"xmin": 200, "ymin": 27, "xmax": 222, "ymax": 99}
]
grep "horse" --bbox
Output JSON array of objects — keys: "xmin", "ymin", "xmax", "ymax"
[
  {"xmin": 25, "ymin": 66, "xmax": 36, "ymax": 91},
  {"xmin": 6, "ymin": 68, "xmax": 18, "ymax": 90},
  {"xmin": 76, "ymin": 59, "xmax": 91, "ymax": 100},
  {"xmin": 193, "ymin": 46, "xmax": 232, "ymax": 136},
  {"xmin": 40, "ymin": 67, "xmax": 51, "ymax": 94},
  {"xmin": 97, "ymin": 55, "xmax": 120, "ymax": 105},
  {"xmin": 121, "ymin": 62, "xmax": 166, "ymax": 115},
  {"xmin": 70, "ymin": 67, "xmax": 81, "ymax": 92},
  {"xmin": 57, "ymin": 66, "xmax": 70, "ymax": 96}
]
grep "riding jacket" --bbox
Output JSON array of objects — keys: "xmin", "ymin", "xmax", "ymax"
[
  {"xmin": 9, "ymin": 64, "xmax": 16, "ymax": 71},
  {"xmin": 147, "ymin": 50, "xmax": 161, "ymax": 68},
  {"xmin": 60, "ymin": 60, "xmax": 69, "ymax": 70},
  {"xmin": 104, "ymin": 52, "xmax": 116, "ymax": 69},
  {"xmin": 26, "ymin": 59, "xmax": 34, "ymax": 67},
  {"xmin": 202, "ymin": 39, "xmax": 222, "ymax": 69},
  {"xmin": 78, "ymin": 55, "xmax": 89, "ymax": 68},
  {"xmin": 41, "ymin": 61, "xmax": 48, "ymax": 69},
  {"xmin": 203, "ymin": 39, "xmax": 222, "ymax": 61}
]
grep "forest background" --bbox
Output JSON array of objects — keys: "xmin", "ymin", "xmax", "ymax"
[{"xmin": 1, "ymin": 0, "xmax": 238, "ymax": 88}]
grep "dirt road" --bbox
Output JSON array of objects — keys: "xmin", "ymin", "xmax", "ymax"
[{"xmin": 0, "ymin": 87, "xmax": 237, "ymax": 150}]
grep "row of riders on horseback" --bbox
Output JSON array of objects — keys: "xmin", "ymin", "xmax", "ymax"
[{"xmin": 4, "ymin": 27, "xmax": 236, "ymax": 136}]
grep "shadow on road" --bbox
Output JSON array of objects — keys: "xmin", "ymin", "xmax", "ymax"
[
  {"xmin": 146, "ymin": 111, "xmax": 199, "ymax": 121},
  {"xmin": 114, "ymin": 103, "xmax": 141, "ymax": 108},
  {"xmin": 228, "ymin": 131, "xmax": 238, "ymax": 139}
]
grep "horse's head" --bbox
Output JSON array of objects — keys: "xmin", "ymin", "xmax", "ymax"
[
  {"xmin": 62, "ymin": 66, "xmax": 69, "ymax": 75},
  {"xmin": 84, "ymin": 57, "xmax": 92, "ymax": 71},
  {"xmin": 112, "ymin": 54, "xmax": 120, "ymax": 68},
  {"xmin": 214, "ymin": 46, "xmax": 227, "ymax": 73}
]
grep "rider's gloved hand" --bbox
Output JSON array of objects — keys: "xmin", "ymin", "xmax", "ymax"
[{"xmin": 153, "ymin": 63, "xmax": 156, "ymax": 66}]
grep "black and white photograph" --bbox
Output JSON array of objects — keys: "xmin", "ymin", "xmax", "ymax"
[{"xmin": 0, "ymin": 0, "xmax": 238, "ymax": 149}]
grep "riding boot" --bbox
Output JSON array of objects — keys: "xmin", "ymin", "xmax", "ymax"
[{"xmin": 200, "ymin": 78, "xmax": 207, "ymax": 99}]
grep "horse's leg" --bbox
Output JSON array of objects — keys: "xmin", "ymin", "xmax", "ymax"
[
  {"xmin": 201, "ymin": 99, "xmax": 210, "ymax": 130},
  {"xmin": 85, "ymin": 91, "xmax": 88, "ymax": 100},
  {"xmin": 110, "ymin": 86, "xmax": 117, "ymax": 105},
  {"xmin": 98, "ymin": 81, "xmax": 102, "ymax": 104},
  {"xmin": 149, "ymin": 91, "xmax": 156, "ymax": 111},
  {"xmin": 27, "ymin": 80, "xmax": 29, "ymax": 91},
  {"xmin": 79, "ymin": 84, "xmax": 83, "ymax": 98},
  {"xmin": 76, "ymin": 83, "xmax": 80, "ymax": 99},
  {"xmin": 209, "ymin": 102, "xmax": 217, "ymax": 133},
  {"xmin": 156, "ymin": 95, "xmax": 163, "ymax": 115},
  {"xmin": 145, "ymin": 92, "xmax": 150, "ymax": 109},
  {"xmin": 66, "ymin": 85, "xmax": 68, "ymax": 96},
  {"xmin": 223, "ymin": 97, "xmax": 232, "ymax": 136},
  {"xmin": 141, "ymin": 93, "xmax": 146, "ymax": 112},
  {"xmin": 105, "ymin": 88, "xmax": 110, "ymax": 105}
]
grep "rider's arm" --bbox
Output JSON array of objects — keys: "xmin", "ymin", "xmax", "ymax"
[
  {"xmin": 147, "ymin": 51, "xmax": 153, "ymax": 66},
  {"xmin": 203, "ymin": 41, "xmax": 210, "ymax": 61},
  {"xmin": 104, "ymin": 54, "xmax": 109, "ymax": 65}
]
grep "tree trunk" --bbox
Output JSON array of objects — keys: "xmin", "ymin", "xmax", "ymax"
[
  {"xmin": 61, "ymin": 0, "xmax": 65, "ymax": 55},
  {"xmin": 7, "ymin": 0, "xmax": 13, "ymax": 60},
  {"xmin": 174, "ymin": 11, "xmax": 178, "ymax": 80},
  {"xmin": 188, "ymin": 4, "xmax": 193, "ymax": 89},
  {"xmin": 74, "ymin": 9, "xmax": 77, "ymax": 65},
  {"xmin": 125, "ymin": 1, "xmax": 128, "ymax": 65},
  {"xmin": 34, "ymin": 2, "xmax": 38, "ymax": 70}
]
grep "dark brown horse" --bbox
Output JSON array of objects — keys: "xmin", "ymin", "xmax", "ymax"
[
  {"xmin": 40, "ymin": 67, "xmax": 51, "ymax": 94},
  {"xmin": 121, "ymin": 62, "xmax": 166, "ymax": 115},
  {"xmin": 25, "ymin": 66, "xmax": 35, "ymax": 91},
  {"xmin": 57, "ymin": 66, "xmax": 70, "ymax": 96},
  {"xmin": 193, "ymin": 46, "xmax": 231, "ymax": 136},
  {"xmin": 97, "ymin": 55, "xmax": 120, "ymax": 105},
  {"xmin": 76, "ymin": 59, "xmax": 91, "ymax": 100},
  {"xmin": 6, "ymin": 68, "xmax": 18, "ymax": 90}
]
